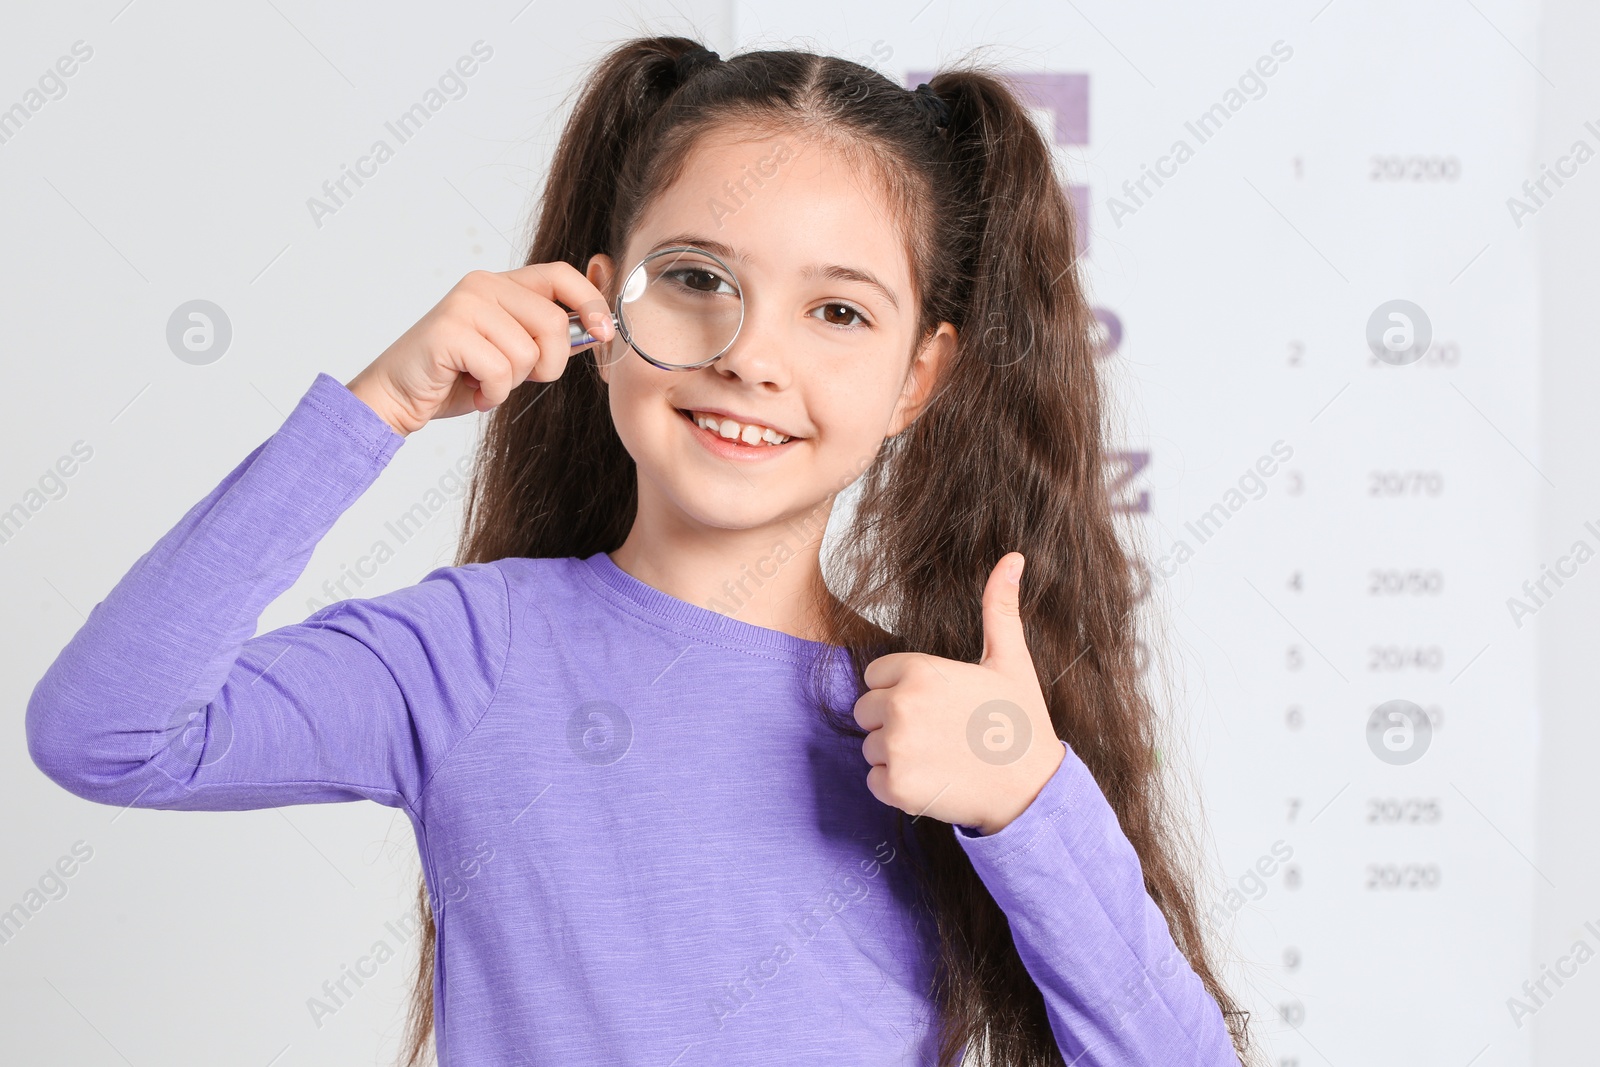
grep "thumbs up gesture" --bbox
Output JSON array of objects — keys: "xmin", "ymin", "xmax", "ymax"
[{"xmin": 853, "ymin": 552, "xmax": 1066, "ymax": 836}]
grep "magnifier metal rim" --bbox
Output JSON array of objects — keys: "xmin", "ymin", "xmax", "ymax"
[{"xmin": 613, "ymin": 244, "xmax": 744, "ymax": 372}]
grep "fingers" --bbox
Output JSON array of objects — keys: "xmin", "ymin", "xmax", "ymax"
[
  {"xmin": 852, "ymin": 687, "xmax": 888, "ymax": 731},
  {"xmin": 862, "ymin": 651, "xmax": 920, "ymax": 690},
  {"xmin": 470, "ymin": 300, "xmax": 539, "ymax": 385},
  {"xmin": 499, "ymin": 259, "xmax": 611, "ymax": 361},
  {"xmin": 450, "ymin": 264, "xmax": 615, "ymax": 397},
  {"xmin": 860, "ymin": 725, "xmax": 888, "ymax": 768},
  {"xmin": 503, "ymin": 259, "xmax": 609, "ymax": 312},
  {"xmin": 451, "ymin": 328, "xmax": 521, "ymax": 409}
]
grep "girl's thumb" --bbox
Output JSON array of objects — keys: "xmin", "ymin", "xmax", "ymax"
[{"xmin": 979, "ymin": 552, "xmax": 1029, "ymax": 670}]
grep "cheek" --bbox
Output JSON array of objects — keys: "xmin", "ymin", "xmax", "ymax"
[
  {"xmin": 814, "ymin": 363, "xmax": 909, "ymax": 439},
  {"xmin": 599, "ymin": 366, "xmax": 666, "ymax": 463}
]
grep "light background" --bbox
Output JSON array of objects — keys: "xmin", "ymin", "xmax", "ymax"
[{"xmin": 1, "ymin": 1, "xmax": 1592, "ymax": 1064}]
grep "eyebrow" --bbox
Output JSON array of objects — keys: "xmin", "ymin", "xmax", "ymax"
[{"xmin": 646, "ymin": 233, "xmax": 901, "ymax": 312}]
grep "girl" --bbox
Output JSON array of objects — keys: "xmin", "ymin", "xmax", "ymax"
[{"xmin": 28, "ymin": 35, "xmax": 1253, "ymax": 1067}]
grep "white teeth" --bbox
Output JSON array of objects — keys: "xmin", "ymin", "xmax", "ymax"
[{"xmin": 690, "ymin": 411, "xmax": 791, "ymax": 446}]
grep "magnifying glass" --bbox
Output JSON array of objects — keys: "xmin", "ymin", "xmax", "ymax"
[{"xmin": 566, "ymin": 246, "xmax": 744, "ymax": 371}]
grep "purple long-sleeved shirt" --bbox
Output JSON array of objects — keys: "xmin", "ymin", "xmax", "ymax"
[{"xmin": 26, "ymin": 371, "xmax": 1239, "ymax": 1065}]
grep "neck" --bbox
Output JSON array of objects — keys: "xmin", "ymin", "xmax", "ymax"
[{"xmin": 608, "ymin": 496, "xmax": 834, "ymax": 644}]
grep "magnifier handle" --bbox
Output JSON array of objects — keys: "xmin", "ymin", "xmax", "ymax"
[{"xmin": 568, "ymin": 309, "xmax": 610, "ymax": 348}]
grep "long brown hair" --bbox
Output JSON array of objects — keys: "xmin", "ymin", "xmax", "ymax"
[{"xmin": 397, "ymin": 35, "xmax": 1254, "ymax": 1067}]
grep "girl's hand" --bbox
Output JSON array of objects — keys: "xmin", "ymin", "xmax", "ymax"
[
  {"xmin": 346, "ymin": 262, "xmax": 615, "ymax": 437},
  {"xmin": 853, "ymin": 553, "xmax": 1065, "ymax": 836}
]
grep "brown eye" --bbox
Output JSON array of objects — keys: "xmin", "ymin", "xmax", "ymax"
[
  {"xmin": 666, "ymin": 268, "xmax": 735, "ymax": 295},
  {"xmin": 813, "ymin": 302, "xmax": 867, "ymax": 328}
]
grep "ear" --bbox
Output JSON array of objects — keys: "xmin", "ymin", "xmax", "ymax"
[
  {"xmin": 585, "ymin": 254, "xmax": 616, "ymax": 384},
  {"xmin": 886, "ymin": 321, "xmax": 957, "ymax": 437}
]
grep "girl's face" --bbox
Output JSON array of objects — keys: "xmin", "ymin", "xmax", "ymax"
[{"xmin": 587, "ymin": 124, "xmax": 956, "ymax": 538}]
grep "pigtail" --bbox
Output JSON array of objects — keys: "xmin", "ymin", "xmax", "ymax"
[
  {"xmin": 822, "ymin": 68, "xmax": 1257, "ymax": 1064},
  {"xmin": 829, "ymin": 67, "xmax": 1122, "ymax": 1067}
]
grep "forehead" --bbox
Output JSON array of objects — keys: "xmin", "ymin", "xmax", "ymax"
[{"xmin": 627, "ymin": 123, "xmax": 913, "ymax": 291}]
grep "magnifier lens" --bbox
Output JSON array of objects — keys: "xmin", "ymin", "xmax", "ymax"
[{"xmin": 568, "ymin": 246, "xmax": 743, "ymax": 371}]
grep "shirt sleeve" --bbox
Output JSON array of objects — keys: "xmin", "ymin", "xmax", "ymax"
[
  {"xmin": 25, "ymin": 372, "xmax": 511, "ymax": 824},
  {"xmin": 954, "ymin": 740, "xmax": 1240, "ymax": 1066}
]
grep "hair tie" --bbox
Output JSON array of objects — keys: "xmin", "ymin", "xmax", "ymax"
[
  {"xmin": 911, "ymin": 82, "xmax": 951, "ymax": 132},
  {"xmin": 674, "ymin": 46, "xmax": 722, "ymax": 82}
]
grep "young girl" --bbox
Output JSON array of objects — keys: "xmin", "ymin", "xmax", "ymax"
[{"xmin": 28, "ymin": 36, "xmax": 1252, "ymax": 1067}]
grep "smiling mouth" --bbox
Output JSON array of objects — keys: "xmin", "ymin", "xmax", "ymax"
[{"xmin": 677, "ymin": 408, "xmax": 795, "ymax": 447}]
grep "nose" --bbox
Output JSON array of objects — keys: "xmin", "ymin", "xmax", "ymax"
[{"xmin": 706, "ymin": 290, "xmax": 793, "ymax": 390}]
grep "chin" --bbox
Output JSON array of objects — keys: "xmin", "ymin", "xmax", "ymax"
[{"xmin": 666, "ymin": 485, "xmax": 800, "ymax": 533}]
